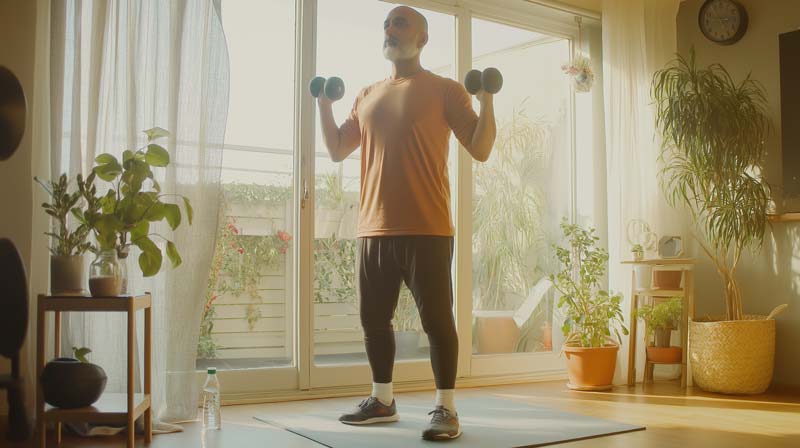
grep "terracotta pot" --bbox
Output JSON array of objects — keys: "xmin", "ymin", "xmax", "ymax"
[
  {"xmin": 542, "ymin": 321, "xmax": 553, "ymax": 351},
  {"xmin": 563, "ymin": 344, "xmax": 618, "ymax": 390},
  {"xmin": 474, "ymin": 312, "xmax": 520, "ymax": 354},
  {"xmin": 646, "ymin": 346, "xmax": 682, "ymax": 363},
  {"xmin": 652, "ymin": 270, "xmax": 682, "ymax": 289}
]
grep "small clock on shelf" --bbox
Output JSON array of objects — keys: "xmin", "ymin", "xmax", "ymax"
[{"xmin": 698, "ymin": 0, "xmax": 748, "ymax": 46}]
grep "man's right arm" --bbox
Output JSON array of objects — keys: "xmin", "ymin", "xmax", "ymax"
[{"xmin": 317, "ymin": 95, "xmax": 360, "ymax": 162}]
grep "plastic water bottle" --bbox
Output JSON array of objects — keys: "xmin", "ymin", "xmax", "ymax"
[{"xmin": 202, "ymin": 367, "xmax": 221, "ymax": 430}]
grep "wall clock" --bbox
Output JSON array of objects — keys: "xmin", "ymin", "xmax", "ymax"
[{"xmin": 698, "ymin": 0, "xmax": 748, "ymax": 46}]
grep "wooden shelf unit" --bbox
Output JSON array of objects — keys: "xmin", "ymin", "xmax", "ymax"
[{"xmin": 36, "ymin": 293, "xmax": 153, "ymax": 448}]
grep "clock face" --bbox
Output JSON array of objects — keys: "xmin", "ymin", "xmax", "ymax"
[{"xmin": 699, "ymin": 0, "xmax": 748, "ymax": 45}]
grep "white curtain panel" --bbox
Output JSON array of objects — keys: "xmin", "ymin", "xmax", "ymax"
[
  {"xmin": 29, "ymin": 0, "xmax": 229, "ymax": 425},
  {"xmin": 602, "ymin": 0, "xmax": 689, "ymax": 384}
]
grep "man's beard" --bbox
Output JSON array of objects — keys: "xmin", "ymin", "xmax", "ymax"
[{"xmin": 383, "ymin": 40, "xmax": 420, "ymax": 61}]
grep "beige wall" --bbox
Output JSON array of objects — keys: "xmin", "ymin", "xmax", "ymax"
[
  {"xmin": 677, "ymin": 0, "xmax": 800, "ymax": 386},
  {"xmin": 0, "ymin": 0, "xmax": 38, "ymax": 413}
]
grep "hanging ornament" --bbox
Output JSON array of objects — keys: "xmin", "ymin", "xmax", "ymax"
[{"xmin": 561, "ymin": 16, "xmax": 594, "ymax": 93}]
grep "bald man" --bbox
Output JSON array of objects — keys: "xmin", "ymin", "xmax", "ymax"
[{"xmin": 317, "ymin": 5, "xmax": 496, "ymax": 441}]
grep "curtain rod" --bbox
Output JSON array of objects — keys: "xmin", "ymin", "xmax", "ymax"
[{"xmin": 524, "ymin": 0, "xmax": 601, "ymax": 21}]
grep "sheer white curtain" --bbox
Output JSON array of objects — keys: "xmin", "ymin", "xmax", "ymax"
[
  {"xmin": 602, "ymin": 0, "xmax": 689, "ymax": 383},
  {"xmin": 29, "ymin": 0, "xmax": 229, "ymax": 426}
]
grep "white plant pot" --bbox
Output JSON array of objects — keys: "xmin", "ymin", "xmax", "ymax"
[
  {"xmin": 633, "ymin": 265, "xmax": 653, "ymax": 291},
  {"xmin": 50, "ymin": 255, "xmax": 86, "ymax": 295}
]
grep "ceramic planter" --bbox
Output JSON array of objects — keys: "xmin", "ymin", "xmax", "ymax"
[
  {"xmin": 40, "ymin": 357, "xmax": 107, "ymax": 408},
  {"xmin": 50, "ymin": 255, "xmax": 85, "ymax": 295},
  {"xmin": 474, "ymin": 311, "xmax": 520, "ymax": 354}
]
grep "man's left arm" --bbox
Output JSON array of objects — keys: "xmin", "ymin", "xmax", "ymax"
[
  {"xmin": 468, "ymin": 92, "xmax": 496, "ymax": 163},
  {"xmin": 445, "ymin": 81, "xmax": 497, "ymax": 163}
]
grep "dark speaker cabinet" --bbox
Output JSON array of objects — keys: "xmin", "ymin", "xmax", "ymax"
[{"xmin": 780, "ymin": 29, "xmax": 800, "ymax": 203}]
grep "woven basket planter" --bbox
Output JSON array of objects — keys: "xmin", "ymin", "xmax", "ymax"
[{"xmin": 689, "ymin": 315, "xmax": 775, "ymax": 394}]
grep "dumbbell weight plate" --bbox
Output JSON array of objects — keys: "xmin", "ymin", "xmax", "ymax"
[
  {"xmin": 464, "ymin": 69, "xmax": 482, "ymax": 95},
  {"xmin": 324, "ymin": 77, "xmax": 345, "ymax": 101},
  {"xmin": 309, "ymin": 76, "xmax": 326, "ymax": 98},
  {"xmin": 481, "ymin": 67, "xmax": 503, "ymax": 94}
]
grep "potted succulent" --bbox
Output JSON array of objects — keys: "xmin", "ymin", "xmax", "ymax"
[
  {"xmin": 34, "ymin": 174, "xmax": 96, "ymax": 295},
  {"xmin": 77, "ymin": 127, "xmax": 193, "ymax": 296},
  {"xmin": 41, "ymin": 347, "xmax": 107, "ymax": 409},
  {"xmin": 652, "ymin": 52, "xmax": 787, "ymax": 393},
  {"xmin": 635, "ymin": 297, "xmax": 683, "ymax": 363},
  {"xmin": 550, "ymin": 220, "xmax": 628, "ymax": 391}
]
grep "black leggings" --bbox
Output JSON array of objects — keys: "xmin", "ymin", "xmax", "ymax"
[{"xmin": 357, "ymin": 236, "xmax": 458, "ymax": 390}]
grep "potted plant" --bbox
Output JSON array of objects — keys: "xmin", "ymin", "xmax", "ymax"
[
  {"xmin": 78, "ymin": 127, "xmax": 193, "ymax": 296},
  {"xmin": 34, "ymin": 174, "xmax": 95, "ymax": 295},
  {"xmin": 550, "ymin": 220, "xmax": 628, "ymax": 391},
  {"xmin": 635, "ymin": 297, "xmax": 683, "ymax": 363},
  {"xmin": 652, "ymin": 52, "xmax": 787, "ymax": 394},
  {"xmin": 393, "ymin": 287, "xmax": 421, "ymax": 358},
  {"xmin": 40, "ymin": 347, "xmax": 107, "ymax": 409}
]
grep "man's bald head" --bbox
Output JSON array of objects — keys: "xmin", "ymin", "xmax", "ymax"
[{"xmin": 383, "ymin": 6, "xmax": 429, "ymax": 61}]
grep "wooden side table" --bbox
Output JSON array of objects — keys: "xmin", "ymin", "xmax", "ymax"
[
  {"xmin": 36, "ymin": 293, "xmax": 152, "ymax": 448},
  {"xmin": 622, "ymin": 259, "xmax": 695, "ymax": 388}
]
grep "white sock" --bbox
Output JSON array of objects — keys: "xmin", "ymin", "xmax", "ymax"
[
  {"xmin": 372, "ymin": 382, "xmax": 393, "ymax": 406},
  {"xmin": 435, "ymin": 389, "xmax": 456, "ymax": 412}
]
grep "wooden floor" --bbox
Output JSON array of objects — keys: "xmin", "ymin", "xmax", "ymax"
[{"xmin": 3, "ymin": 380, "xmax": 799, "ymax": 447}]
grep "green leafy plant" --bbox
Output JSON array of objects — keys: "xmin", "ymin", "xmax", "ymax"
[
  {"xmin": 34, "ymin": 174, "xmax": 93, "ymax": 256},
  {"xmin": 83, "ymin": 127, "xmax": 194, "ymax": 276},
  {"xmin": 473, "ymin": 104, "xmax": 552, "ymax": 311},
  {"xmin": 635, "ymin": 297, "xmax": 682, "ymax": 343},
  {"xmin": 72, "ymin": 346, "xmax": 92, "ymax": 363},
  {"xmin": 652, "ymin": 51, "xmax": 771, "ymax": 321},
  {"xmin": 550, "ymin": 220, "xmax": 628, "ymax": 348}
]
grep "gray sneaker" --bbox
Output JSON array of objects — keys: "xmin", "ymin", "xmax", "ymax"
[
  {"xmin": 339, "ymin": 396, "xmax": 400, "ymax": 425},
  {"xmin": 422, "ymin": 406, "xmax": 461, "ymax": 440}
]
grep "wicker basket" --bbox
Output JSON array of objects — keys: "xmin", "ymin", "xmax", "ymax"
[{"xmin": 690, "ymin": 315, "xmax": 775, "ymax": 394}]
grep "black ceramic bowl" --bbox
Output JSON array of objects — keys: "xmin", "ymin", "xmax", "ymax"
[{"xmin": 41, "ymin": 357, "xmax": 107, "ymax": 408}]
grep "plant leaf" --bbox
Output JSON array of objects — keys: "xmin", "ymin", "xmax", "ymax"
[
  {"xmin": 182, "ymin": 196, "xmax": 193, "ymax": 225},
  {"xmin": 145, "ymin": 144, "xmax": 170, "ymax": 167},
  {"xmin": 163, "ymin": 203, "xmax": 181, "ymax": 230},
  {"xmin": 73, "ymin": 346, "xmax": 91, "ymax": 363},
  {"xmin": 166, "ymin": 240, "xmax": 182, "ymax": 268},
  {"xmin": 135, "ymin": 236, "xmax": 162, "ymax": 277},
  {"xmin": 143, "ymin": 127, "xmax": 170, "ymax": 142}
]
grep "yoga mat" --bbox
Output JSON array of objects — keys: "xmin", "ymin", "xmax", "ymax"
[{"xmin": 254, "ymin": 395, "xmax": 645, "ymax": 447}]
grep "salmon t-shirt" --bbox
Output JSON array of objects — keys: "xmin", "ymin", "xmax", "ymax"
[{"xmin": 338, "ymin": 70, "xmax": 479, "ymax": 237}]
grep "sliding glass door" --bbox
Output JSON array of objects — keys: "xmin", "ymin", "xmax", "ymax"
[{"xmin": 200, "ymin": 0, "xmax": 589, "ymax": 396}]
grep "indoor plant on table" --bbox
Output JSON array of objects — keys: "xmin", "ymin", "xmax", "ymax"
[
  {"xmin": 652, "ymin": 51, "xmax": 787, "ymax": 394},
  {"xmin": 550, "ymin": 220, "xmax": 628, "ymax": 391},
  {"xmin": 34, "ymin": 174, "xmax": 96, "ymax": 295},
  {"xmin": 78, "ymin": 127, "xmax": 193, "ymax": 296}
]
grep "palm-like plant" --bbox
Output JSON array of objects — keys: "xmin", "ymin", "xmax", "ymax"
[
  {"xmin": 472, "ymin": 103, "xmax": 550, "ymax": 310},
  {"xmin": 651, "ymin": 51, "xmax": 771, "ymax": 321}
]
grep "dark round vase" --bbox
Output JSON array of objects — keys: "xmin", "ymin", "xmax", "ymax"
[{"xmin": 41, "ymin": 357, "xmax": 107, "ymax": 408}]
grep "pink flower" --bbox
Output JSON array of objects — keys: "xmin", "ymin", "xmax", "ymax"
[
  {"xmin": 277, "ymin": 230, "xmax": 292, "ymax": 242},
  {"xmin": 237, "ymin": 247, "xmax": 244, "ymax": 254}
]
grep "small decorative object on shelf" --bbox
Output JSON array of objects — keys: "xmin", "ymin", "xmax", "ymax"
[
  {"xmin": 89, "ymin": 249, "xmax": 123, "ymax": 297},
  {"xmin": 41, "ymin": 347, "xmax": 107, "ymax": 409},
  {"xmin": 657, "ymin": 235, "xmax": 683, "ymax": 258}
]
